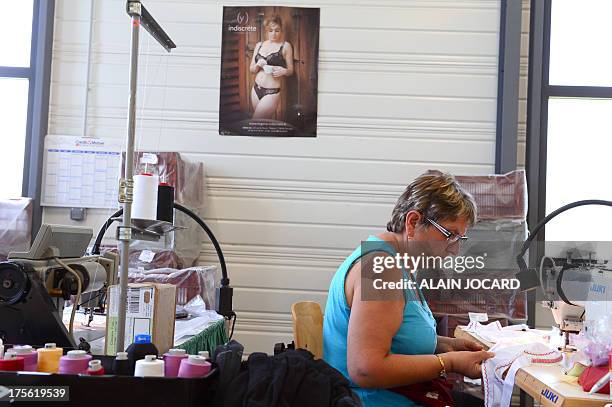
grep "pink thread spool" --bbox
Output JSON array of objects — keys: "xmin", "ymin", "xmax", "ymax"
[
  {"xmin": 9, "ymin": 345, "xmax": 38, "ymax": 371},
  {"xmin": 163, "ymin": 348, "xmax": 188, "ymax": 378},
  {"xmin": 59, "ymin": 350, "xmax": 92, "ymax": 374},
  {"xmin": 178, "ymin": 355, "xmax": 211, "ymax": 378}
]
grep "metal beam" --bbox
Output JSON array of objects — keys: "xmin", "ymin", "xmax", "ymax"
[
  {"xmin": 547, "ymin": 85, "xmax": 612, "ymax": 98},
  {"xmin": 0, "ymin": 67, "xmax": 31, "ymax": 78},
  {"xmin": 495, "ymin": 0, "xmax": 522, "ymax": 173},
  {"xmin": 23, "ymin": 0, "xmax": 55, "ymax": 240}
]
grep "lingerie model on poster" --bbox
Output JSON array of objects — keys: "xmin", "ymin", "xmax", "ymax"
[{"xmin": 219, "ymin": 6, "xmax": 320, "ymax": 137}]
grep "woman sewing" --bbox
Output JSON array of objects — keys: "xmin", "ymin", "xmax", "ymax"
[
  {"xmin": 323, "ymin": 171, "xmax": 494, "ymax": 406},
  {"xmin": 249, "ymin": 15, "xmax": 294, "ymax": 119}
]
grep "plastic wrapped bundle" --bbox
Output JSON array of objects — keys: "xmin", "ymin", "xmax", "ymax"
[
  {"xmin": 422, "ymin": 170, "xmax": 529, "ymax": 336},
  {"xmin": 453, "ymin": 170, "xmax": 527, "ymax": 220},
  {"xmin": 101, "ymin": 247, "xmax": 183, "ymax": 271},
  {"xmin": 0, "ymin": 198, "xmax": 33, "ymax": 261},
  {"xmin": 128, "ymin": 266, "xmax": 219, "ymax": 310}
]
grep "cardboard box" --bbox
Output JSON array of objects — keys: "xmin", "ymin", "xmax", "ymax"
[{"xmin": 105, "ymin": 283, "xmax": 176, "ymax": 355}]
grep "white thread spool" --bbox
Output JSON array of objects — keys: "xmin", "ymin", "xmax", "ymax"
[
  {"xmin": 132, "ymin": 173, "xmax": 159, "ymax": 220},
  {"xmin": 134, "ymin": 354, "xmax": 164, "ymax": 377},
  {"xmin": 0, "ymin": 338, "xmax": 3, "ymax": 359}
]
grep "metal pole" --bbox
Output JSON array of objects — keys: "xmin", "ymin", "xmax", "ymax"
[
  {"xmin": 117, "ymin": 2, "xmax": 141, "ymax": 353},
  {"xmin": 82, "ymin": 0, "xmax": 95, "ymax": 138}
]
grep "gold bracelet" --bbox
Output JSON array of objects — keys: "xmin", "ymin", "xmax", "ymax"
[{"xmin": 435, "ymin": 354, "xmax": 448, "ymax": 379}]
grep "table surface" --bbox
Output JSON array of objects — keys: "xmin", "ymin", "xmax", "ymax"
[
  {"xmin": 64, "ymin": 308, "xmax": 225, "ymax": 354},
  {"xmin": 454, "ymin": 326, "xmax": 612, "ymax": 407}
]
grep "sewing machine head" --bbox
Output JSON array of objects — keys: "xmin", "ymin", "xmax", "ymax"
[
  {"xmin": 0, "ymin": 224, "xmax": 117, "ymax": 347},
  {"xmin": 538, "ymin": 249, "xmax": 611, "ymax": 346}
]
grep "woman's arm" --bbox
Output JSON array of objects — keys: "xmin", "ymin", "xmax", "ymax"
[
  {"xmin": 272, "ymin": 42, "xmax": 294, "ymax": 78},
  {"xmin": 346, "ymin": 258, "xmax": 493, "ymax": 389},
  {"xmin": 250, "ymin": 42, "xmax": 264, "ymax": 73}
]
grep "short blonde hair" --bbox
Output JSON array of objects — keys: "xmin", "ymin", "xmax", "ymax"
[
  {"xmin": 263, "ymin": 15, "xmax": 282, "ymax": 30},
  {"xmin": 386, "ymin": 171, "xmax": 477, "ymax": 233}
]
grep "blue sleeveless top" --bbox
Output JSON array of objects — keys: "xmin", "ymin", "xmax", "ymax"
[{"xmin": 323, "ymin": 236, "xmax": 438, "ymax": 407}]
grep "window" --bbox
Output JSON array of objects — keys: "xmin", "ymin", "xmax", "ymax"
[
  {"xmin": 0, "ymin": 1, "xmax": 35, "ymax": 198},
  {"xmin": 527, "ymin": 0, "xmax": 612, "ymax": 242}
]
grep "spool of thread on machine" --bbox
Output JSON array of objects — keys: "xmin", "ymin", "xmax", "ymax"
[
  {"xmin": 133, "ymin": 173, "xmax": 159, "ymax": 220},
  {"xmin": 134, "ymin": 355, "xmax": 164, "ymax": 377},
  {"xmin": 163, "ymin": 348, "xmax": 188, "ymax": 378},
  {"xmin": 0, "ymin": 353, "xmax": 25, "ymax": 372},
  {"xmin": 112, "ymin": 351, "xmax": 131, "ymax": 375},
  {"xmin": 59, "ymin": 350, "xmax": 92, "ymax": 375},
  {"xmin": 6, "ymin": 345, "xmax": 37, "ymax": 371},
  {"xmin": 157, "ymin": 182, "xmax": 174, "ymax": 223},
  {"xmin": 87, "ymin": 360, "xmax": 105, "ymax": 376},
  {"xmin": 178, "ymin": 355, "xmax": 212, "ymax": 378},
  {"xmin": 37, "ymin": 343, "xmax": 63, "ymax": 373}
]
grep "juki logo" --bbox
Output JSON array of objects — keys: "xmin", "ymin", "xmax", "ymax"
[
  {"xmin": 541, "ymin": 389, "xmax": 558, "ymax": 403},
  {"xmin": 590, "ymin": 283, "xmax": 606, "ymax": 294}
]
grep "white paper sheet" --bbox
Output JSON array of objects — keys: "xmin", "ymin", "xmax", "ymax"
[{"xmin": 41, "ymin": 135, "xmax": 123, "ymax": 208}]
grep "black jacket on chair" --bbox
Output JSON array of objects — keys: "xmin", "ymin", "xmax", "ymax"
[{"xmin": 217, "ymin": 349, "xmax": 362, "ymax": 407}]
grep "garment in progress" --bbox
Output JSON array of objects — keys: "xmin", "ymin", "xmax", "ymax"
[
  {"xmin": 482, "ymin": 342, "xmax": 562, "ymax": 407},
  {"xmin": 254, "ymin": 42, "xmax": 288, "ymax": 68},
  {"xmin": 253, "ymin": 83, "xmax": 280, "ymax": 100}
]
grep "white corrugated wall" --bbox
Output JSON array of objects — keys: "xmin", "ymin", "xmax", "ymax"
[{"xmin": 44, "ymin": 0, "xmax": 501, "ymax": 352}]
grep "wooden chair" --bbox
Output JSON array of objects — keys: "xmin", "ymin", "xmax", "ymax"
[{"xmin": 291, "ymin": 301, "xmax": 323, "ymax": 359}]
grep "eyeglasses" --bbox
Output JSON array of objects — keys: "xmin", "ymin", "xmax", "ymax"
[{"xmin": 426, "ymin": 218, "xmax": 468, "ymax": 244}]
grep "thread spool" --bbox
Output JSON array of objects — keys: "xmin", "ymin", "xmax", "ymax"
[
  {"xmin": 87, "ymin": 360, "xmax": 105, "ymax": 376},
  {"xmin": 7, "ymin": 346, "xmax": 37, "ymax": 371},
  {"xmin": 126, "ymin": 334, "xmax": 158, "ymax": 375},
  {"xmin": 156, "ymin": 183, "xmax": 174, "ymax": 223},
  {"xmin": 134, "ymin": 354, "xmax": 164, "ymax": 377},
  {"xmin": 59, "ymin": 350, "xmax": 92, "ymax": 375},
  {"xmin": 178, "ymin": 355, "xmax": 212, "ymax": 378},
  {"xmin": 37, "ymin": 343, "xmax": 63, "ymax": 373},
  {"xmin": 163, "ymin": 348, "xmax": 188, "ymax": 378},
  {"xmin": 133, "ymin": 173, "xmax": 159, "ymax": 220},
  {"xmin": 0, "ymin": 338, "xmax": 3, "ymax": 359},
  {"xmin": 0, "ymin": 354, "xmax": 25, "ymax": 372},
  {"xmin": 112, "ymin": 351, "xmax": 131, "ymax": 376}
]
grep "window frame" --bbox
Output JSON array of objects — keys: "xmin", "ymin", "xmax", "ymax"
[
  {"xmin": 526, "ymin": 0, "xmax": 612, "ymax": 324},
  {"xmin": 0, "ymin": 0, "xmax": 55, "ymax": 237}
]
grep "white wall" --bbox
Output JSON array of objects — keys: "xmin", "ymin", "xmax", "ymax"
[{"xmin": 45, "ymin": 0, "xmax": 501, "ymax": 352}]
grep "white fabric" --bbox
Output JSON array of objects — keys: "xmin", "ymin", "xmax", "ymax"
[
  {"xmin": 465, "ymin": 321, "xmax": 539, "ymax": 343},
  {"xmin": 482, "ymin": 342, "xmax": 561, "ymax": 407}
]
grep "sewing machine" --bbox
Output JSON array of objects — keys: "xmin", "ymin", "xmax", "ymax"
[
  {"xmin": 515, "ymin": 200, "xmax": 612, "ymax": 350},
  {"xmin": 538, "ymin": 253, "xmax": 612, "ymax": 347},
  {"xmin": 0, "ymin": 224, "xmax": 117, "ymax": 347}
]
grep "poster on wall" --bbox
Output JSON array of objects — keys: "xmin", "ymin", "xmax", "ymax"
[{"xmin": 219, "ymin": 6, "xmax": 320, "ymax": 137}]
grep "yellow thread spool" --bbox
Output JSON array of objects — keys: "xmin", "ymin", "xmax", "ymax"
[{"xmin": 37, "ymin": 343, "xmax": 63, "ymax": 373}]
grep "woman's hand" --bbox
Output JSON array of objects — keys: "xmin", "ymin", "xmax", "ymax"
[
  {"xmin": 450, "ymin": 338, "xmax": 483, "ymax": 352},
  {"xmin": 442, "ymin": 350, "xmax": 495, "ymax": 379},
  {"xmin": 436, "ymin": 337, "xmax": 483, "ymax": 353},
  {"xmin": 271, "ymin": 66, "xmax": 288, "ymax": 77}
]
